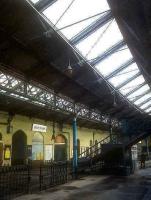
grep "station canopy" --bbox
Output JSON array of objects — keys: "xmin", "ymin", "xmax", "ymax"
[{"xmin": 30, "ymin": 0, "xmax": 151, "ymax": 115}]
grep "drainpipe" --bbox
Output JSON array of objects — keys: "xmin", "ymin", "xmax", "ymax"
[{"xmin": 72, "ymin": 117, "xmax": 78, "ymax": 178}]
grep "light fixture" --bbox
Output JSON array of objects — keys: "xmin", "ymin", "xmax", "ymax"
[{"xmin": 64, "ymin": 59, "xmax": 73, "ymax": 77}]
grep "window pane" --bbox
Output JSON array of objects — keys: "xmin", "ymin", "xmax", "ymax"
[
  {"xmin": 134, "ymin": 93, "xmax": 151, "ymax": 105},
  {"xmin": 43, "ymin": 0, "xmax": 109, "ymax": 39},
  {"xmin": 140, "ymin": 101, "xmax": 151, "ymax": 110},
  {"xmin": 30, "ymin": 0, "xmax": 40, "ymax": 4},
  {"xmin": 127, "ymin": 84, "xmax": 150, "ymax": 100},
  {"xmin": 76, "ymin": 20, "xmax": 123, "ymax": 60},
  {"xmin": 95, "ymin": 46, "xmax": 133, "ymax": 77},
  {"xmin": 145, "ymin": 107, "xmax": 151, "ymax": 113},
  {"xmin": 119, "ymin": 75, "xmax": 145, "ymax": 95},
  {"xmin": 109, "ymin": 63, "xmax": 139, "ymax": 87}
]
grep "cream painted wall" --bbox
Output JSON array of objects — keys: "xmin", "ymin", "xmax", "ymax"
[{"xmin": 0, "ymin": 111, "xmax": 109, "ymax": 164}]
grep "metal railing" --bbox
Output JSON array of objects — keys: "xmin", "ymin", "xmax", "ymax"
[
  {"xmin": 79, "ymin": 134, "xmax": 122, "ymax": 159},
  {"xmin": 39, "ymin": 161, "xmax": 72, "ymax": 190},
  {"xmin": 0, "ymin": 162, "xmax": 72, "ymax": 199},
  {"xmin": 0, "ymin": 165, "xmax": 30, "ymax": 200}
]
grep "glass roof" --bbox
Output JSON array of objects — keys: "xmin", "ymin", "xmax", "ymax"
[
  {"xmin": 134, "ymin": 93, "xmax": 151, "ymax": 106},
  {"xmin": 43, "ymin": 0, "xmax": 109, "ymax": 39},
  {"xmin": 119, "ymin": 75, "xmax": 145, "ymax": 95},
  {"xmin": 31, "ymin": 0, "xmax": 40, "ymax": 4},
  {"xmin": 140, "ymin": 101, "xmax": 151, "ymax": 110},
  {"xmin": 145, "ymin": 107, "xmax": 151, "ymax": 113},
  {"xmin": 95, "ymin": 45, "xmax": 133, "ymax": 77},
  {"xmin": 32, "ymin": 0, "xmax": 151, "ymax": 115},
  {"xmin": 76, "ymin": 20, "xmax": 123, "ymax": 60},
  {"xmin": 127, "ymin": 84, "xmax": 150, "ymax": 100},
  {"xmin": 109, "ymin": 63, "xmax": 139, "ymax": 87}
]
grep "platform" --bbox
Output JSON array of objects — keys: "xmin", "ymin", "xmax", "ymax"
[{"xmin": 15, "ymin": 168, "xmax": 151, "ymax": 200}]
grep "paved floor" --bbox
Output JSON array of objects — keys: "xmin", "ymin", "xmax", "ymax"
[{"xmin": 15, "ymin": 168, "xmax": 151, "ymax": 200}]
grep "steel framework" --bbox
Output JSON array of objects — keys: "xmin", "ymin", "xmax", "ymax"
[
  {"xmin": 71, "ymin": 11, "xmax": 113, "ymax": 45},
  {"xmin": 0, "ymin": 68, "xmax": 120, "ymax": 128}
]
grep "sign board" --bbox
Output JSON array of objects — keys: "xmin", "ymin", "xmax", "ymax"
[{"xmin": 32, "ymin": 124, "xmax": 47, "ymax": 132}]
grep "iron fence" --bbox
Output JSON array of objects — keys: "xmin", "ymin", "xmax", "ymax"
[
  {"xmin": 0, "ymin": 165, "xmax": 30, "ymax": 200},
  {"xmin": 39, "ymin": 161, "xmax": 72, "ymax": 190},
  {"xmin": 0, "ymin": 162, "xmax": 73, "ymax": 199}
]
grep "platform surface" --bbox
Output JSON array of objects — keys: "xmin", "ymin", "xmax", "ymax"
[{"xmin": 15, "ymin": 168, "xmax": 151, "ymax": 200}]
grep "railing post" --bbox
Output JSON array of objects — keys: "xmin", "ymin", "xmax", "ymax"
[{"xmin": 72, "ymin": 117, "xmax": 78, "ymax": 179}]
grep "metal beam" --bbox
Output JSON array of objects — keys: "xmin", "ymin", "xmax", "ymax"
[
  {"xmin": 0, "ymin": 69, "xmax": 119, "ymax": 128},
  {"xmin": 132, "ymin": 89, "xmax": 150, "ymax": 103},
  {"xmin": 91, "ymin": 40, "xmax": 125, "ymax": 66},
  {"xmin": 71, "ymin": 11, "xmax": 113, "ymax": 45},
  {"xmin": 35, "ymin": 0, "xmax": 57, "ymax": 12},
  {"xmin": 106, "ymin": 59, "xmax": 134, "ymax": 79},
  {"xmin": 116, "ymin": 72, "xmax": 141, "ymax": 89},
  {"xmin": 125, "ymin": 82, "xmax": 146, "ymax": 97},
  {"xmin": 141, "ymin": 104, "xmax": 151, "ymax": 112},
  {"xmin": 137, "ymin": 97, "xmax": 151, "ymax": 107}
]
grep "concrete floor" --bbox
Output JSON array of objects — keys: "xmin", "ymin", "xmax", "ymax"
[{"xmin": 15, "ymin": 168, "xmax": 151, "ymax": 200}]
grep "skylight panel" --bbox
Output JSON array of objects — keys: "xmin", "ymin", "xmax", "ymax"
[
  {"xmin": 43, "ymin": 0, "xmax": 109, "ymax": 39},
  {"xmin": 140, "ymin": 101, "xmax": 151, "ymax": 110},
  {"xmin": 127, "ymin": 84, "xmax": 150, "ymax": 100},
  {"xmin": 60, "ymin": 16, "xmax": 100, "ymax": 39},
  {"xmin": 119, "ymin": 75, "xmax": 145, "ymax": 95},
  {"xmin": 109, "ymin": 63, "xmax": 139, "ymax": 87},
  {"xmin": 134, "ymin": 93, "xmax": 151, "ymax": 106},
  {"xmin": 76, "ymin": 20, "xmax": 123, "ymax": 60},
  {"xmin": 95, "ymin": 46, "xmax": 133, "ymax": 77},
  {"xmin": 30, "ymin": 0, "xmax": 40, "ymax": 4},
  {"xmin": 145, "ymin": 107, "xmax": 151, "ymax": 113}
]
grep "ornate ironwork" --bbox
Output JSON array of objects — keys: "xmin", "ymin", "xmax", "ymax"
[{"xmin": 0, "ymin": 68, "xmax": 120, "ymax": 128}]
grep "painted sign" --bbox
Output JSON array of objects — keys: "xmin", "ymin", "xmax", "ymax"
[{"xmin": 32, "ymin": 124, "xmax": 47, "ymax": 132}]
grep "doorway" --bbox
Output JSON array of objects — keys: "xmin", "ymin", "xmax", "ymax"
[
  {"xmin": 12, "ymin": 130, "xmax": 27, "ymax": 165},
  {"xmin": 54, "ymin": 134, "xmax": 67, "ymax": 161}
]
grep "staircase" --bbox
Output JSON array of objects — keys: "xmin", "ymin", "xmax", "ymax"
[
  {"xmin": 77, "ymin": 134, "xmax": 124, "ymax": 174},
  {"xmin": 77, "ymin": 131, "xmax": 151, "ymax": 175}
]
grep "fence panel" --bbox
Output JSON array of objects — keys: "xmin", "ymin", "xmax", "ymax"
[
  {"xmin": 0, "ymin": 165, "xmax": 30, "ymax": 200},
  {"xmin": 39, "ymin": 161, "xmax": 72, "ymax": 190}
]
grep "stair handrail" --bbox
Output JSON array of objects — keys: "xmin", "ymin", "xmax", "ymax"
[{"xmin": 79, "ymin": 135, "xmax": 111, "ymax": 158}]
